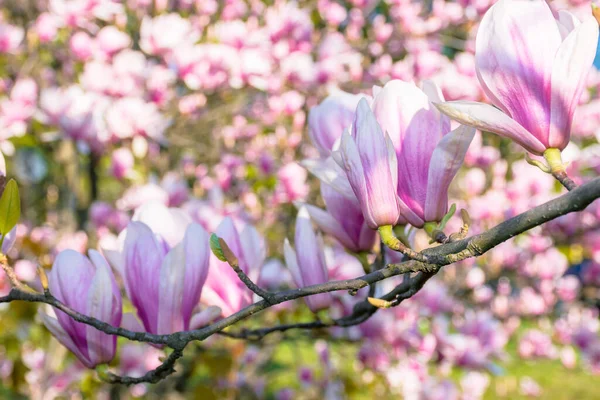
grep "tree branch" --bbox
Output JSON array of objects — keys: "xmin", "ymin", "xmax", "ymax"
[{"xmin": 2, "ymin": 177, "xmax": 599, "ymax": 384}]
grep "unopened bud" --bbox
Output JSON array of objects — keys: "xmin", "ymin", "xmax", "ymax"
[
  {"xmin": 38, "ymin": 266, "xmax": 49, "ymax": 294},
  {"xmin": 367, "ymin": 297, "xmax": 393, "ymax": 309}
]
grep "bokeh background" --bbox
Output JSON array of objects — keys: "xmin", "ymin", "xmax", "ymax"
[{"xmin": 0, "ymin": 0, "xmax": 598, "ymax": 398}]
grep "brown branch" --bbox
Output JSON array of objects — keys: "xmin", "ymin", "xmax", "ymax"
[
  {"xmin": 219, "ymin": 238, "xmax": 274, "ymax": 302},
  {"xmin": 104, "ymin": 347, "xmax": 186, "ymax": 385},
  {"xmin": 1, "ymin": 177, "xmax": 599, "ymax": 384},
  {"xmin": 552, "ymin": 169, "xmax": 577, "ymax": 191}
]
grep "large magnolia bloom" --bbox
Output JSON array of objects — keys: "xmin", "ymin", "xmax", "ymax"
[{"xmin": 436, "ymin": 0, "xmax": 598, "ymax": 155}]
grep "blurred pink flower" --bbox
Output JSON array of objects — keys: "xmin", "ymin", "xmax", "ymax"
[{"xmin": 0, "ymin": 22, "xmax": 23, "ymax": 53}]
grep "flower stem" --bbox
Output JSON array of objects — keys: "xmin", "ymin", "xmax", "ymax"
[
  {"xmin": 378, "ymin": 225, "xmax": 428, "ymax": 262},
  {"xmin": 543, "ymin": 148, "xmax": 577, "ymax": 191}
]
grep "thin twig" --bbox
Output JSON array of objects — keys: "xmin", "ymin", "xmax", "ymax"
[
  {"xmin": 104, "ymin": 347, "xmax": 186, "ymax": 385},
  {"xmin": 218, "ymin": 238, "xmax": 274, "ymax": 302},
  {"xmin": 0, "ymin": 178, "xmax": 598, "ymax": 384}
]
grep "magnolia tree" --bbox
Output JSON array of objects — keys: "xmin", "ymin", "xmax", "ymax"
[{"xmin": 0, "ymin": 0, "xmax": 599, "ymax": 398}]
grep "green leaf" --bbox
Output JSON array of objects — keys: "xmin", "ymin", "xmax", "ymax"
[
  {"xmin": 209, "ymin": 233, "xmax": 227, "ymax": 262},
  {"xmin": 438, "ymin": 203, "xmax": 456, "ymax": 231},
  {"xmin": 0, "ymin": 179, "xmax": 20, "ymax": 236}
]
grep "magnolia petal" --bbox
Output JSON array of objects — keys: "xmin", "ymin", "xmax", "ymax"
[
  {"xmin": 157, "ymin": 243, "xmax": 186, "ymax": 335},
  {"xmin": 549, "ymin": 15, "xmax": 599, "ymax": 150},
  {"xmin": 121, "ymin": 313, "xmax": 145, "ymax": 332},
  {"xmin": 216, "ymin": 217, "xmax": 244, "ymax": 263},
  {"xmin": 475, "ymin": 0, "xmax": 562, "ymax": 143},
  {"xmin": 435, "ymin": 101, "xmax": 546, "ymax": 154},
  {"xmin": 294, "ymin": 207, "xmax": 328, "ymax": 287},
  {"xmin": 353, "ymin": 99, "xmax": 400, "ymax": 228},
  {"xmin": 556, "ymin": 10, "xmax": 580, "ymax": 39},
  {"xmin": 424, "ymin": 125, "xmax": 475, "ymax": 222},
  {"xmin": 133, "ymin": 202, "xmax": 192, "ymax": 248},
  {"xmin": 85, "ymin": 260, "xmax": 116, "ymax": 366},
  {"xmin": 123, "ymin": 222, "xmax": 165, "ymax": 334},
  {"xmin": 422, "ymin": 80, "xmax": 445, "ymax": 103},
  {"xmin": 240, "ymin": 225, "xmax": 265, "ymax": 281},
  {"xmin": 300, "ymin": 157, "xmax": 355, "ymax": 199},
  {"xmin": 40, "ymin": 310, "xmax": 92, "ymax": 368},
  {"xmin": 283, "ymin": 238, "xmax": 302, "ymax": 287},
  {"xmin": 189, "ymin": 306, "xmax": 222, "ymax": 330},
  {"xmin": 340, "ymin": 128, "xmax": 376, "ymax": 227},
  {"xmin": 181, "ymin": 223, "xmax": 210, "ymax": 328},
  {"xmin": 304, "ymin": 204, "xmax": 356, "ymax": 251}
]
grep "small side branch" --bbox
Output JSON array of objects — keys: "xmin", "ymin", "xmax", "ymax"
[
  {"xmin": 104, "ymin": 347, "xmax": 185, "ymax": 385},
  {"xmin": 218, "ymin": 237, "xmax": 274, "ymax": 302}
]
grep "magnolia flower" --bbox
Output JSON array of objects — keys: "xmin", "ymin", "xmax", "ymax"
[
  {"xmin": 104, "ymin": 203, "xmax": 211, "ymax": 334},
  {"xmin": 202, "ymin": 217, "xmax": 265, "ymax": 317},
  {"xmin": 435, "ymin": 0, "xmax": 598, "ymax": 155},
  {"xmin": 302, "ymin": 181, "xmax": 376, "ymax": 252},
  {"xmin": 336, "ymin": 98, "xmax": 402, "ymax": 229},
  {"xmin": 41, "ymin": 250, "xmax": 122, "ymax": 368},
  {"xmin": 140, "ymin": 13, "xmax": 198, "ymax": 55},
  {"xmin": 283, "ymin": 207, "xmax": 332, "ymax": 313},
  {"xmin": 110, "ymin": 147, "xmax": 135, "ymax": 180},
  {"xmin": 308, "ymin": 91, "xmax": 370, "ymax": 157},
  {"xmin": 371, "ymin": 80, "xmax": 475, "ymax": 227}
]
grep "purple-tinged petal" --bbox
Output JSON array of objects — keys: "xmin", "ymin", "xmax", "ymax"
[
  {"xmin": 157, "ymin": 243, "xmax": 186, "ymax": 335},
  {"xmin": 475, "ymin": 0, "xmax": 561, "ymax": 144},
  {"xmin": 301, "ymin": 157, "xmax": 355, "ymax": 199},
  {"xmin": 239, "ymin": 225, "xmax": 265, "ymax": 282},
  {"xmin": 133, "ymin": 202, "xmax": 192, "ymax": 248},
  {"xmin": 556, "ymin": 10, "xmax": 580, "ymax": 38},
  {"xmin": 215, "ymin": 217, "xmax": 243, "ymax": 266},
  {"xmin": 181, "ymin": 223, "xmax": 210, "ymax": 328},
  {"xmin": 352, "ymin": 99, "xmax": 400, "ymax": 228},
  {"xmin": 372, "ymin": 80, "xmax": 448, "ymax": 217},
  {"xmin": 1, "ymin": 226, "xmax": 17, "ymax": 254},
  {"xmin": 435, "ymin": 101, "xmax": 546, "ymax": 154},
  {"xmin": 424, "ymin": 125, "xmax": 475, "ymax": 222},
  {"xmin": 549, "ymin": 15, "xmax": 598, "ymax": 150},
  {"xmin": 294, "ymin": 208, "xmax": 329, "ymax": 288},
  {"xmin": 422, "ymin": 79, "xmax": 445, "ymax": 103},
  {"xmin": 303, "ymin": 204, "xmax": 356, "ymax": 251},
  {"xmin": 123, "ymin": 222, "xmax": 166, "ymax": 334},
  {"xmin": 339, "ymin": 128, "xmax": 375, "ymax": 227},
  {"xmin": 283, "ymin": 238, "xmax": 302, "ymax": 287},
  {"xmin": 85, "ymin": 255, "xmax": 118, "ymax": 366},
  {"xmin": 308, "ymin": 91, "xmax": 369, "ymax": 156},
  {"xmin": 189, "ymin": 306, "xmax": 221, "ymax": 330},
  {"xmin": 121, "ymin": 313, "xmax": 145, "ymax": 332},
  {"xmin": 40, "ymin": 310, "xmax": 92, "ymax": 368}
]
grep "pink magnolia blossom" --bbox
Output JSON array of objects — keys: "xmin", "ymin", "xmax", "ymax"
[
  {"xmin": 0, "ymin": 22, "xmax": 24, "ymax": 53},
  {"xmin": 336, "ymin": 98, "xmax": 403, "ymax": 229},
  {"xmin": 40, "ymin": 250, "xmax": 122, "ymax": 368},
  {"xmin": 140, "ymin": 13, "xmax": 199, "ymax": 55},
  {"xmin": 308, "ymin": 90, "xmax": 370, "ymax": 157},
  {"xmin": 303, "ymin": 182, "xmax": 376, "ymax": 253},
  {"xmin": 284, "ymin": 208, "xmax": 332, "ymax": 313},
  {"xmin": 435, "ymin": 0, "xmax": 599, "ymax": 155},
  {"xmin": 371, "ymin": 80, "xmax": 475, "ymax": 226},
  {"xmin": 110, "ymin": 147, "xmax": 135, "ymax": 180},
  {"xmin": 105, "ymin": 204, "xmax": 210, "ymax": 334},
  {"xmin": 96, "ymin": 26, "xmax": 131, "ymax": 56},
  {"xmin": 35, "ymin": 13, "xmax": 60, "ymax": 43},
  {"xmin": 69, "ymin": 31, "xmax": 94, "ymax": 60},
  {"xmin": 202, "ymin": 217, "xmax": 265, "ymax": 317}
]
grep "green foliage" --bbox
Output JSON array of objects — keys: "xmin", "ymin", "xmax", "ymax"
[
  {"xmin": 0, "ymin": 179, "xmax": 20, "ymax": 237},
  {"xmin": 210, "ymin": 234, "xmax": 227, "ymax": 262}
]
